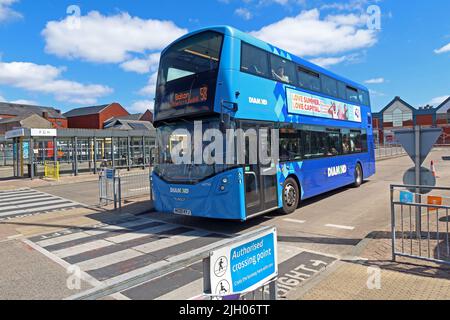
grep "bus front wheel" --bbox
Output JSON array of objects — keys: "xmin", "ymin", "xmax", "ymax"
[
  {"xmin": 354, "ymin": 164, "xmax": 363, "ymax": 188},
  {"xmin": 279, "ymin": 177, "xmax": 300, "ymax": 215}
]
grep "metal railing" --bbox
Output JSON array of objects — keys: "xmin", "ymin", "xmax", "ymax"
[
  {"xmin": 375, "ymin": 144, "xmax": 406, "ymax": 160},
  {"xmin": 390, "ymin": 184, "xmax": 450, "ymax": 266},
  {"xmin": 99, "ymin": 168, "xmax": 152, "ymax": 209},
  {"xmin": 68, "ymin": 226, "xmax": 278, "ymax": 300}
]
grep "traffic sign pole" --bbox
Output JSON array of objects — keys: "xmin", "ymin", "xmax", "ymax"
[{"xmin": 414, "ymin": 126, "xmax": 421, "ymax": 237}]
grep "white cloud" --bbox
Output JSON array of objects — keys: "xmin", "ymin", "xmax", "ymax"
[
  {"xmin": 250, "ymin": 9, "xmax": 378, "ymax": 57},
  {"xmin": 10, "ymin": 99, "xmax": 38, "ymax": 105},
  {"xmin": 428, "ymin": 95, "xmax": 450, "ymax": 106},
  {"xmin": 235, "ymin": 8, "xmax": 253, "ymax": 20},
  {"xmin": 365, "ymin": 77, "xmax": 385, "ymax": 84},
  {"xmin": 0, "ymin": 61, "xmax": 113, "ymax": 105},
  {"xmin": 0, "ymin": 0, "xmax": 22, "ymax": 22},
  {"xmin": 130, "ymin": 100, "xmax": 154, "ymax": 113},
  {"xmin": 310, "ymin": 56, "xmax": 347, "ymax": 67},
  {"xmin": 139, "ymin": 72, "xmax": 158, "ymax": 97},
  {"xmin": 0, "ymin": 94, "xmax": 6, "ymax": 102},
  {"xmin": 120, "ymin": 52, "xmax": 160, "ymax": 74},
  {"xmin": 434, "ymin": 43, "xmax": 450, "ymax": 54},
  {"xmin": 42, "ymin": 11, "xmax": 187, "ymax": 64}
]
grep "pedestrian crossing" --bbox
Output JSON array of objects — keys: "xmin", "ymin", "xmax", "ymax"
[
  {"xmin": 0, "ymin": 188, "xmax": 84, "ymax": 221},
  {"xmin": 27, "ymin": 215, "xmax": 338, "ymax": 300}
]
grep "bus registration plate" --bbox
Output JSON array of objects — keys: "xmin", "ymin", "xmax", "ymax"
[{"xmin": 174, "ymin": 208, "xmax": 192, "ymax": 216}]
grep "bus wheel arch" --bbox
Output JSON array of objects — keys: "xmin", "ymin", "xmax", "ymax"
[{"xmin": 279, "ymin": 175, "xmax": 301, "ymax": 215}]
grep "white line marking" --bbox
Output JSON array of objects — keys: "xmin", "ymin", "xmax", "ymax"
[
  {"xmin": 132, "ymin": 229, "xmax": 211, "ymax": 254},
  {"xmin": 22, "ymin": 239, "xmax": 127, "ymax": 300},
  {"xmin": 105, "ymin": 224, "xmax": 179, "ymax": 244},
  {"xmin": 283, "ymin": 218, "xmax": 306, "ymax": 224},
  {"xmin": 0, "ymin": 199, "xmax": 70, "ymax": 212},
  {"xmin": 0, "ymin": 194, "xmax": 50, "ymax": 203},
  {"xmin": 53, "ymin": 240, "xmax": 115, "ymax": 259},
  {"xmin": 325, "ymin": 224, "xmax": 355, "ymax": 231},
  {"xmin": 77, "ymin": 249, "xmax": 143, "ymax": 272},
  {"xmin": 37, "ymin": 232, "xmax": 93, "ymax": 248},
  {"xmin": 0, "ymin": 202, "xmax": 79, "ymax": 218}
]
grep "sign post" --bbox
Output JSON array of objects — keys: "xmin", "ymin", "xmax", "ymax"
[
  {"xmin": 204, "ymin": 227, "xmax": 278, "ymax": 299},
  {"xmin": 394, "ymin": 126, "xmax": 442, "ymax": 237}
]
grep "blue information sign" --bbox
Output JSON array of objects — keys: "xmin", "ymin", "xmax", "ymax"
[
  {"xmin": 209, "ymin": 228, "xmax": 278, "ymax": 296},
  {"xmin": 106, "ymin": 169, "xmax": 115, "ymax": 180}
]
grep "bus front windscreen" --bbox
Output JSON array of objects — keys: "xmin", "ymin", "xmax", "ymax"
[
  {"xmin": 154, "ymin": 31, "xmax": 224, "ymax": 122},
  {"xmin": 154, "ymin": 119, "xmax": 236, "ymax": 184}
]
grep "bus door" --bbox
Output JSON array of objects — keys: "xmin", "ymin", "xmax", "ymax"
[{"xmin": 241, "ymin": 122, "xmax": 279, "ymax": 217}]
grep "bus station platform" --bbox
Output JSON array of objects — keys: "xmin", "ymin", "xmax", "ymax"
[{"xmin": 4, "ymin": 127, "xmax": 156, "ymax": 180}]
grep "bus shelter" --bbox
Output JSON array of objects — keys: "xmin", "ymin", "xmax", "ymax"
[{"xmin": 5, "ymin": 128, "xmax": 156, "ymax": 179}]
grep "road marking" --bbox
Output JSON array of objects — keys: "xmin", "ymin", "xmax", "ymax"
[
  {"xmin": 77, "ymin": 249, "xmax": 143, "ymax": 272},
  {"xmin": 132, "ymin": 229, "xmax": 211, "ymax": 254},
  {"xmin": 53, "ymin": 240, "xmax": 115, "ymax": 259},
  {"xmin": 22, "ymin": 239, "xmax": 128, "ymax": 300},
  {"xmin": 283, "ymin": 218, "xmax": 306, "ymax": 224},
  {"xmin": 0, "ymin": 189, "xmax": 84, "ymax": 220},
  {"xmin": 325, "ymin": 224, "xmax": 355, "ymax": 231},
  {"xmin": 37, "ymin": 232, "xmax": 92, "ymax": 247},
  {"xmin": 105, "ymin": 224, "xmax": 179, "ymax": 244}
]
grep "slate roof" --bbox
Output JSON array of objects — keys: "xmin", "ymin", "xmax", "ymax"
[
  {"xmin": 104, "ymin": 119, "xmax": 155, "ymax": 131},
  {"xmin": 63, "ymin": 104, "xmax": 110, "ymax": 117},
  {"xmin": 0, "ymin": 102, "xmax": 65, "ymax": 119}
]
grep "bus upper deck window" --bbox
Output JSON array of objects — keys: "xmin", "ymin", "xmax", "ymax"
[
  {"xmin": 346, "ymin": 86, "xmax": 359, "ymax": 103},
  {"xmin": 298, "ymin": 67, "xmax": 321, "ymax": 92},
  {"xmin": 360, "ymin": 90, "xmax": 370, "ymax": 106},
  {"xmin": 241, "ymin": 43, "xmax": 269, "ymax": 78},
  {"xmin": 321, "ymin": 75, "xmax": 338, "ymax": 98},
  {"xmin": 270, "ymin": 55, "xmax": 296, "ymax": 84}
]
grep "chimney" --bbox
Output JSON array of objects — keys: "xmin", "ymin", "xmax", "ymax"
[{"xmin": 42, "ymin": 112, "xmax": 49, "ymax": 119}]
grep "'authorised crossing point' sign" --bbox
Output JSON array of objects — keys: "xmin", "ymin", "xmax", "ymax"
[{"xmin": 207, "ymin": 227, "xmax": 278, "ymax": 297}]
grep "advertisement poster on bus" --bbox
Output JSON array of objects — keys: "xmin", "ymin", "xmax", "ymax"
[{"xmin": 286, "ymin": 88, "xmax": 362, "ymax": 123}]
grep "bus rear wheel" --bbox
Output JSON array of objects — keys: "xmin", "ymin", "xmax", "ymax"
[
  {"xmin": 279, "ymin": 177, "xmax": 300, "ymax": 215},
  {"xmin": 354, "ymin": 164, "xmax": 363, "ymax": 188}
]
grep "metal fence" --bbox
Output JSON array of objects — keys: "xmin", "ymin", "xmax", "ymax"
[
  {"xmin": 99, "ymin": 168, "xmax": 152, "ymax": 209},
  {"xmin": 0, "ymin": 143, "xmax": 13, "ymax": 166},
  {"xmin": 375, "ymin": 144, "xmax": 406, "ymax": 160},
  {"xmin": 390, "ymin": 184, "xmax": 450, "ymax": 266}
]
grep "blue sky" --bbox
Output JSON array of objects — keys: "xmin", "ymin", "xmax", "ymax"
[{"xmin": 0, "ymin": 0, "xmax": 449, "ymax": 113}]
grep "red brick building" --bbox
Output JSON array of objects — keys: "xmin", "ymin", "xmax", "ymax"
[
  {"xmin": 373, "ymin": 96, "xmax": 450, "ymax": 144},
  {"xmin": 0, "ymin": 101, "xmax": 67, "ymax": 129},
  {"xmin": 64, "ymin": 103, "xmax": 129, "ymax": 129}
]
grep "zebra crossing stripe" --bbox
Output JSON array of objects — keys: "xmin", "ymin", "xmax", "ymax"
[
  {"xmin": 53, "ymin": 239, "xmax": 115, "ymax": 259},
  {"xmin": 0, "ymin": 193, "xmax": 49, "ymax": 202},
  {"xmin": 39, "ymin": 220, "xmax": 163, "ymax": 250},
  {"xmin": 0, "ymin": 202, "xmax": 81, "ymax": 218},
  {"xmin": 0, "ymin": 190, "xmax": 36, "ymax": 198},
  {"xmin": 104, "ymin": 224, "xmax": 180, "ymax": 244},
  {"xmin": 0, "ymin": 199, "xmax": 71, "ymax": 212},
  {"xmin": 0, "ymin": 189, "xmax": 84, "ymax": 219},
  {"xmin": 77, "ymin": 249, "xmax": 144, "ymax": 272},
  {"xmin": 132, "ymin": 229, "xmax": 211, "ymax": 254},
  {"xmin": 0, "ymin": 196, "xmax": 58, "ymax": 206}
]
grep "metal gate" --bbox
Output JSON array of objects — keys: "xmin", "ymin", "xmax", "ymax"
[
  {"xmin": 99, "ymin": 168, "xmax": 152, "ymax": 209},
  {"xmin": 391, "ymin": 184, "xmax": 450, "ymax": 266}
]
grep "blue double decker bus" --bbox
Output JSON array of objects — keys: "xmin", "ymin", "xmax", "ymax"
[{"xmin": 152, "ymin": 26, "xmax": 376, "ymax": 221}]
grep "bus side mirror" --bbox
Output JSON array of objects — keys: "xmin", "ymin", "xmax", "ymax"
[{"xmin": 220, "ymin": 100, "xmax": 238, "ymax": 131}]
